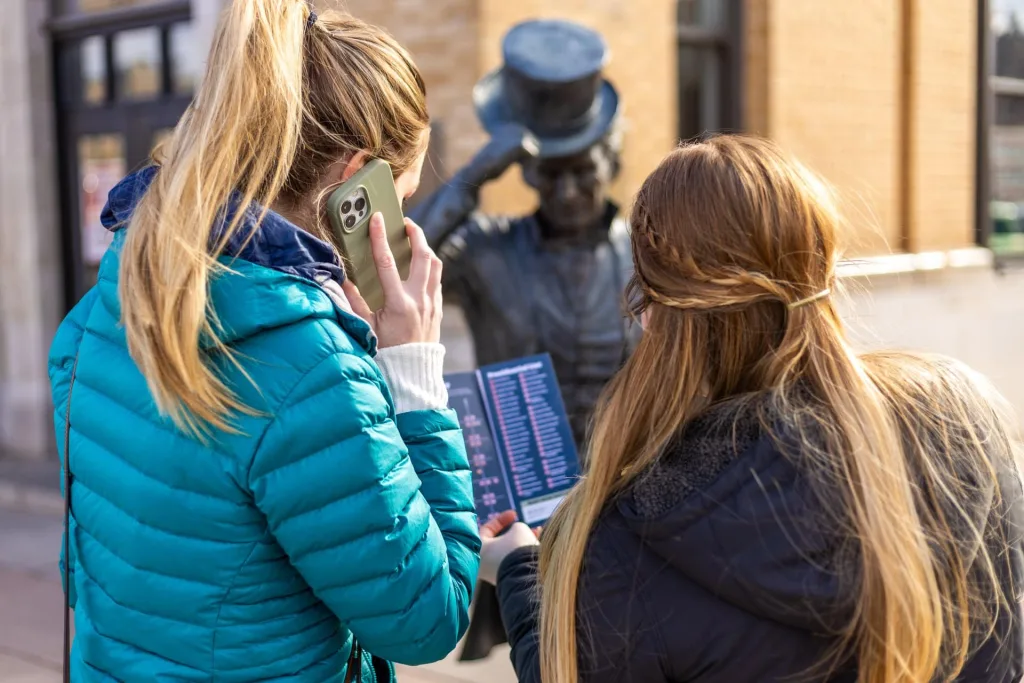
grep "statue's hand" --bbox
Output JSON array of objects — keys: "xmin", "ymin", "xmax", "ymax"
[
  {"xmin": 463, "ymin": 124, "xmax": 540, "ymax": 187},
  {"xmin": 409, "ymin": 125, "xmax": 539, "ymax": 246}
]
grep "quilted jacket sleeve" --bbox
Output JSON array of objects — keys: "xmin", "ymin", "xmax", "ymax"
[
  {"xmin": 249, "ymin": 350, "xmax": 481, "ymax": 666},
  {"xmin": 47, "ymin": 287, "xmax": 100, "ymax": 609},
  {"xmin": 497, "ymin": 523, "xmax": 667, "ymax": 683}
]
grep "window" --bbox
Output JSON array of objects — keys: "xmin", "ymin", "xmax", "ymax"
[
  {"xmin": 80, "ymin": 35, "xmax": 107, "ymax": 105},
  {"xmin": 51, "ymin": 2, "xmax": 195, "ymax": 308},
  {"xmin": 113, "ymin": 27, "xmax": 162, "ymax": 99},
  {"xmin": 78, "ymin": 134, "xmax": 127, "ymax": 286},
  {"xmin": 169, "ymin": 22, "xmax": 200, "ymax": 95},
  {"xmin": 59, "ymin": 0, "xmax": 163, "ymax": 14},
  {"xmin": 677, "ymin": 0, "xmax": 743, "ymax": 141},
  {"xmin": 985, "ymin": 0, "xmax": 1024, "ymax": 257}
]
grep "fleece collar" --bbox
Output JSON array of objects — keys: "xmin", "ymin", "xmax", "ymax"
[{"xmin": 101, "ymin": 166, "xmax": 347, "ymax": 289}]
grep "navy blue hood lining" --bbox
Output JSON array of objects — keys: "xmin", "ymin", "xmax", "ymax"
[{"xmin": 100, "ymin": 166, "xmax": 347, "ymax": 288}]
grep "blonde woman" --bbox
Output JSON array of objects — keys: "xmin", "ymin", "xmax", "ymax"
[
  {"xmin": 481, "ymin": 135, "xmax": 1024, "ymax": 683},
  {"xmin": 47, "ymin": 2, "xmax": 480, "ymax": 681}
]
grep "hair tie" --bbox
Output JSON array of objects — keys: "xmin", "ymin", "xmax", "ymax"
[
  {"xmin": 305, "ymin": 11, "xmax": 318, "ymax": 33},
  {"xmin": 787, "ymin": 288, "xmax": 831, "ymax": 310}
]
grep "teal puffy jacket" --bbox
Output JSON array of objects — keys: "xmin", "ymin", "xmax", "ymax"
[{"xmin": 48, "ymin": 168, "xmax": 481, "ymax": 681}]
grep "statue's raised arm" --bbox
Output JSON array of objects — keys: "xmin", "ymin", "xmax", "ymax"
[{"xmin": 408, "ymin": 125, "xmax": 539, "ymax": 251}]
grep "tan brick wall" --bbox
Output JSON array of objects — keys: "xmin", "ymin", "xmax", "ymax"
[
  {"xmin": 319, "ymin": 0, "xmax": 485, "ymax": 178},
  {"xmin": 476, "ymin": 0, "xmax": 678, "ymax": 215},
  {"xmin": 751, "ymin": 0, "xmax": 979, "ymax": 255},
  {"xmin": 743, "ymin": 0, "xmax": 770, "ymax": 136},
  {"xmin": 322, "ymin": 0, "xmax": 675, "ymax": 215},
  {"xmin": 905, "ymin": 0, "xmax": 977, "ymax": 251},
  {"xmin": 325, "ymin": 0, "xmax": 979, "ymax": 253},
  {"xmin": 760, "ymin": 0, "xmax": 902, "ymax": 254}
]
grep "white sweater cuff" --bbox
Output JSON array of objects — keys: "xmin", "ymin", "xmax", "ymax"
[{"xmin": 374, "ymin": 343, "xmax": 449, "ymax": 414}]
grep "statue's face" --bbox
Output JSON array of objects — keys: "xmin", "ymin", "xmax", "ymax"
[{"xmin": 522, "ymin": 143, "xmax": 618, "ymax": 237}]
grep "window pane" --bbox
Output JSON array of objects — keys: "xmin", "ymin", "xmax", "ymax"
[
  {"xmin": 78, "ymin": 134, "xmax": 126, "ymax": 273},
  {"xmin": 114, "ymin": 28, "xmax": 161, "ymax": 100},
  {"xmin": 76, "ymin": 0, "xmax": 161, "ymax": 13},
  {"xmin": 678, "ymin": 46, "xmax": 722, "ymax": 140},
  {"xmin": 994, "ymin": 0, "xmax": 1024, "ymax": 79},
  {"xmin": 997, "ymin": 93, "xmax": 1024, "ymax": 126},
  {"xmin": 81, "ymin": 35, "xmax": 106, "ymax": 105},
  {"xmin": 170, "ymin": 23, "xmax": 200, "ymax": 95},
  {"xmin": 990, "ymin": 90, "xmax": 1024, "ymax": 255},
  {"xmin": 678, "ymin": 0, "xmax": 726, "ymax": 28}
]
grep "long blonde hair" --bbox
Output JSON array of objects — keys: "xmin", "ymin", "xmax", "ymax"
[
  {"xmin": 540, "ymin": 135, "xmax": 1019, "ymax": 683},
  {"xmin": 119, "ymin": 1, "xmax": 429, "ymax": 434}
]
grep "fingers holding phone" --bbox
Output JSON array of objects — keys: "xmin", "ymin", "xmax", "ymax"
[
  {"xmin": 405, "ymin": 216, "xmax": 439, "ymax": 294},
  {"xmin": 344, "ymin": 212, "xmax": 443, "ymax": 349},
  {"xmin": 411, "ymin": 218, "xmax": 444, "ymax": 313}
]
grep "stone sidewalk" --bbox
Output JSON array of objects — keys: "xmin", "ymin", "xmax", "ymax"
[{"xmin": 0, "ymin": 500, "xmax": 515, "ymax": 683}]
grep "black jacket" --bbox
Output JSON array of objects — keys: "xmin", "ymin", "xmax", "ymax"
[{"xmin": 496, "ymin": 401, "xmax": 1024, "ymax": 682}]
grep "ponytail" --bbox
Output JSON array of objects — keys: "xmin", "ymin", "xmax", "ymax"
[{"xmin": 119, "ymin": 1, "xmax": 428, "ymax": 434}]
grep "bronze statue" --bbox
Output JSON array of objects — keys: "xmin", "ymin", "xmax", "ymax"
[
  {"xmin": 408, "ymin": 19, "xmax": 639, "ymax": 661},
  {"xmin": 410, "ymin": 18, "xmax": 640, "ymax": 450}
]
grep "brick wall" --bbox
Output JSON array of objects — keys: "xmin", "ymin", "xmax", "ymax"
[
  {"xmin": 761, "ymin": 0, "xmax": 902, "ymax": 255},
  {"xmin": 321, "ymin": 0, "xmax": 485, "ymax": 180},
  {"xmin": 905, "ymin": 0, "xmax": 977, "ymax": 251},
  {"xmin": 750, "ymin": 0, "xmax": 978, "ymax": 255},
  {"xmin": 743, "ymin": 0, "xmax": 770, "ymax": 135},
  {"xmin": 325, "ymin": 0, "xmax": 676, "ymax": 216}
]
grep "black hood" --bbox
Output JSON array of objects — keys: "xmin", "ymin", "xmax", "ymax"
[
  {"xmin": 618, "ymin": 403, "xmax": 860, "ymax": 636},
  {"xmin": 615, "ymin": 396, "xmax": 1022, "ymax": 640}
]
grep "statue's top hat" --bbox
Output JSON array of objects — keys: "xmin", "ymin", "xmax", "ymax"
[{"xmin": 473, "ymin": 19, "xmax": 620, "ymax": 159}]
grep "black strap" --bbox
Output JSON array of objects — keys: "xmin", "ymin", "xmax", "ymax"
[
  {"xmin": 63, "ymin": 356, "xmax": 79, "ymax": 683},
  {"xmin": 344, "ymin": 641, "xmax": 362, "ymax": 683}
]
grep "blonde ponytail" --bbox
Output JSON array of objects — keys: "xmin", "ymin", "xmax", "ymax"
[{"xmin": 119, "ymin": 1, "xmax": 429, "ymax": 434}]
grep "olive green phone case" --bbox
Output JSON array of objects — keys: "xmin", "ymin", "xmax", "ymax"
[{"xmin": 326, "ymin": 159, "xmax": 410, "ymax": 312}]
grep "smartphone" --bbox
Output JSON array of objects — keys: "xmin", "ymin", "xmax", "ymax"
[{"xmin": 326, "ymin": 159, "xmax": 411, "ymax": 312}]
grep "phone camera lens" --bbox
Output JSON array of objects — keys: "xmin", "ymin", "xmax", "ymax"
[
  {"xmin": 344, "ymin": 215, "xmax": 356, "ymax": 229},
  {"xmin": 354, "ymin": 197, "xmax": 366, "ymax": 212},
  {"xmin": 341, "ymin": 200, "xmax": 352, "ymax": 214}
]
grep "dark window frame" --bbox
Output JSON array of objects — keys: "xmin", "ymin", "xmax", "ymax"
[
  {"xmin": 977, "ymin": 0, "xmax": 1024, "ymax": 266},
  {"xmin": 977, "ymin": 0, "xmax": 991, "ymax": 251},
  {"xmin": 676, "ymin": 0, "xmax": 745, "ymax": 141},
  {"xmin": 49, "ymin": 0, "xmax": 193, "ymax": 311}
]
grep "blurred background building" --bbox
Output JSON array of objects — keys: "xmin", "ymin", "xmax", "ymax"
[{"xmin": 3, "ymin": 0, "xmax": 1024, "ymax": 461}]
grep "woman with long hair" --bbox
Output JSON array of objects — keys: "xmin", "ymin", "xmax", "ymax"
[
  {"xmin": 48, "ymin": 2, "xmax": 479, "ymax": 681},
  {"xmin": 481, "ymin": 135, "xmax": 1024, "ymax": 682}
]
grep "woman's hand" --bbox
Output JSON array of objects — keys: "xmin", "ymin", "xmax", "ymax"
[
  {"xmin": 343, "ymin": 213, "xmax": 443, "ymax": 349},
  {"xmin": 479, "ymin": 510, "xmax": 540, "ymax": 586}
]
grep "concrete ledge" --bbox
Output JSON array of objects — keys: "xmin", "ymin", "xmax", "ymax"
[{"xmin": 837, "ymin": 247, "xmax": 993, "ymax": 279}]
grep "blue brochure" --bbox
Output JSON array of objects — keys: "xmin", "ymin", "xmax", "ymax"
[{"xmin": 444, "ymin": 354, "xmax": 580, "ymax": 526}]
